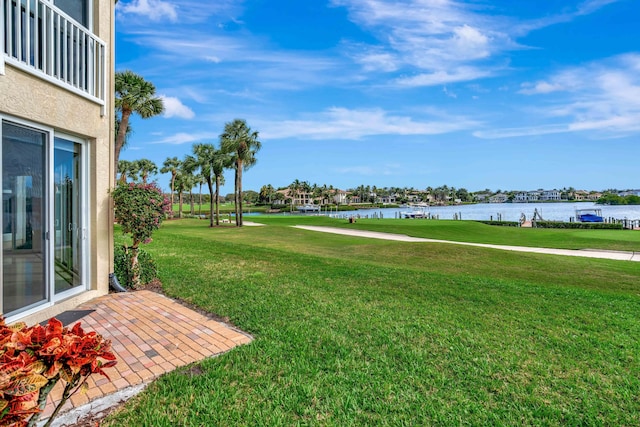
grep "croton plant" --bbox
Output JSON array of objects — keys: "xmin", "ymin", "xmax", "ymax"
[{"xmin": 0, "ymin": 317, "xmax": 117, "ymax": 427}]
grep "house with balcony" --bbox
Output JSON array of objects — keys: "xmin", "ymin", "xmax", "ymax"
[
  {"xmin": 489, "ymin": 193, "xmax": 508, "ymax": 203},
  {"xmin": 1, "ymin": 0, "xmax": 115, "ymax": 324},
  {"xmin": 332, "ymin": 189, "xmax": 348, "ymax": 205},
  {"xmin": 513, "ymin": 191, "xmax": 540, "ymax": 203},
  {"xmin": 540, "ymin": 190, "xmax": 561, "ymax": 201}
]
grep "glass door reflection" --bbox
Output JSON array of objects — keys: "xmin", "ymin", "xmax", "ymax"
[
  {"xmin": 54, "ymin": 138, "xmax": 83, "ymax": 294},
  {"xmin": 2, "ymin": 122, "xmax": 47, "ymax": 315}
]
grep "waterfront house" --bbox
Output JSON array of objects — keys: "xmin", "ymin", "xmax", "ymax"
[
  {"xmin": 379, "ymin": 194, "xmax": 396, "ymax": 204},
  {"xmin": 514, "ymin": 191, "xmax": 540, "ymax": 203},
  {"xmin": 474, "ymin": 193, "xmax": 490, "ymax": 203},
  {"xmin": 540, "ymin": 190, "xmax": 561, "ymax": 201},
  {"xmin": 332, "ymin": 189, "xmax": 348, "ymax": 205},
  {"xmin": 1, "ymin": 0, "xmax": 115, "ymax": 324},
  {"xmin": 489, "ymin": 193, "xmax": 508, "ymax": 203}
]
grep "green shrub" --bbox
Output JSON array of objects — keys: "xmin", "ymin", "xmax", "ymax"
[
  {"xmin": 114, "ymin": 245, "xmax": 158, "ymax": 288},
  {"xmin": 477, "ymin": 221, "xmax": 520, "ymax": 227},
  {"xmin": 534, "ymin": 221, "xmax": 623, "ymax": 229}
]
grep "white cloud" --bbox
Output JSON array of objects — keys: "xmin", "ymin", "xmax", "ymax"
[
  {"xmin": 152, "ymin": 132, "xmax": 217, "ymax": 145},
  {"xmin": 443, "ymin": 86, "xmax": 457, "ymax": 98},
  {"xmin": 353, "ymin": 50, "xmax": 399, "ymax": 72},
  {"xmin": 332, "ymin": 0, "xmax": 621, "ymax": 85},
  {"xmin": 259, "ymin": 107, "xmax": 479, "ymax": 140},
  {"xmin": 160, "ymin": 96, "xmax": 195, "ymax": 119},
  {"xmin": 480, "ymin": 53, "xmax": 640, "ymax": 138},
  {"xmin": 331, "ymin": 0, "xmax": 512, "ymax": 81},
  {"xmin": 396, "ymin": 67, "xmax": 494, "ymax": 87},
  {"xmin": 519, "ymin": 81, "xmax": 565, "ymax": 95},
  {"xmin": 473, "ymin": 124, "xmax": 569, "ymax": 139},
  {"xmin": 118, "ymin": 0, "xmax": 178, "ymax": 22}
]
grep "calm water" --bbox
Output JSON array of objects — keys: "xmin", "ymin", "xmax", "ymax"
[{"xmin": 278, "ymin": 202, "xmax": 640, "ymax": 222}]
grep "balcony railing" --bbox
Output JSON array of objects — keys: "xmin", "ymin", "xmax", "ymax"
[{"xmin": 2, "ymin": 0, "xmax": 106, "ymax": 105}]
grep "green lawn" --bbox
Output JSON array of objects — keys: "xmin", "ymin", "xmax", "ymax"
[
  {"xmin": 107, "ymin": 219, "xmax": 640, "ymax": 426},
  {"xmin": 249, "ymin": 216, "xmax": 640, "ymax": 252}
]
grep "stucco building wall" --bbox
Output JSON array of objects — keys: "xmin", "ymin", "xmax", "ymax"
[{"xmin": 0, "ymin": 0, "xmax": 115, "ymax": 325}]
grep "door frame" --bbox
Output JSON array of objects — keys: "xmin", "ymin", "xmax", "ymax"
[{"xmin": 1, "ymin": 114, "xmax": 89, "ymax": 321}]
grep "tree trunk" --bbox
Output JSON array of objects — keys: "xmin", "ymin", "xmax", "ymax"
[
  {"xmin": 215, "ymin": 175, "xmax": 221, "ymax": 226},
  {"xmin": 130, "ymin": 244, "xmax": 141, "ymax": 288},
  {"xmin": 114, "ymin": 110, "xmax": 132, "ymax": 184},
  {"xmin": 207, "ymin": 177, "xmax": 214, "ymax": 227},
  {"xmin": 237, "ymin": 161, "xmax": 243, "ymax": 227},
  {"xmin": 189, "ymin": 190, "xmax": 194, "ymax": 215},
  {"xmin": 170, "ymin": 173, "xmax": 176, "ymax": 218},
  {"xmin": 178, "ymin": 192, "xmax": 183, "ymax": 218},
  {"xmin": 234, "ymin": 161, "xmax": 240, "ymax": 226}
]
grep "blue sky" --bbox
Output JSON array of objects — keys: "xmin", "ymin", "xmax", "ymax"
[{"xmin": 115, "ymin": 0, "xmax": 639, "ymax": 194}]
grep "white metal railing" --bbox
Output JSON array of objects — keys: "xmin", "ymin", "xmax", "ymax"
[{"xmin": 2, "ymin": 0, "xmax": 106, "ymax": 104}]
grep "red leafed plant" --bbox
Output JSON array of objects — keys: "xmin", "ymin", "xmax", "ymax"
[{"xmin": 0, "ymin": 317, "xmax": 117, "ymax": 427}]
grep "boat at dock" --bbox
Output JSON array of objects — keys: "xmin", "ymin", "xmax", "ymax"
[
  {"xmin": 401, "ymin": 205, "xmax": 430, "ymax": 219},
  {"xmin": 575, "ymin": 208, "xmax": 604, "ymax": 222},
  {"xmin": 297, "ymin": 204, "xmax": 320, "ymax": 213}
]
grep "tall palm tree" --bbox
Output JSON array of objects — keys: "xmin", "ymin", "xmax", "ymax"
[
  {"xmin": 117, "ymin": 160, "xmax": 134, "ymax": 183},
  {"xmin": 288, "ymin": 179, "xmax": 302, "ymax": 212},
  {"xmin": 160, "ymin": 157, "xmax": 181, "ymax": 212},
  {"xmin": 189, "ymin": 145, "xmax": 215, "ymax": 226},
  {"xmin": 114, "ymin": 70, "xmax": 164, "ymax": 182},
  {"xmin": 135, "ymin": 158, "xmax": 157, "ymax": 184},
  {"xmin": 220, "ymin": 119, "xmax": 262, "ymax": 227},
  {"xmin": 191, "ymin": 144, "xmax": 233, "ymax": 227},
  {"xmin": 211, "ymin": 150, "xmax": 232, "ymax": 226}
]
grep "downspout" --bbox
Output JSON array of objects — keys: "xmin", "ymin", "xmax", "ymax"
[{"xmin": 109, "ymin": 273, "xmax": 127, "ymax": 292}]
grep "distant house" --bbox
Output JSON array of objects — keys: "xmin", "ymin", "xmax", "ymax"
[
  {"xmin": 540, "ymin": 190, "xmax": 561, "ymax": 201},
  {"xmin": 474, "ymin": 193, "xmax": 491, "ymax": 203},
  {"xmin": 379, "ymin": 194, "xmax": 397, "ymax": 204},
  {"xmin": 574, "ymin": 190, "xmax": 588, "ymax": 201},
  {"xmin": 333, "ymin": 189, "xmax": 348, "ymax": 205},
  {"xmin": 514, "ymin": 191, "xmax": 540, "ymax": 203},
  {"xmin": 276, "ymin": 189, "xmax": 314, "ymax": 206},
  {"xmin": 1, "ymin": 1, "xmax": 115, "ymax": 324},
  {"xmin": 489, "ymin": 193, "xmax": 508, "ymax": 203}
]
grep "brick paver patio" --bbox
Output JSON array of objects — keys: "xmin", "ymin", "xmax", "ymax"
[{"xmin": 41, "ymin": 290, "xmax": 252, "ymax": 419}]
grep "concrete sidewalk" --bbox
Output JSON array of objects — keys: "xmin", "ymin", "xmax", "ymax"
[{"xmin": 293, "ymin": 226, "xmax": 640, "ymax": 262}]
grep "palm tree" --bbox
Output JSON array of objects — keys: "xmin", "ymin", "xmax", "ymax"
[
  {"xmin": 191, "ymin": 144, "xmax": 233, "ymax": 227},
  {"xmin": 114, "ymin": 70, "xmax": 164, "ymax": 181},
  {"xmin": 117, "ymin": 160, "xmax": 134, "ymax": 183},
  {"xmin": 211, "ymin": 150, "xmax": 232, "ymax": 226},
  {"xmin": 220, "ymin": 119, "xmax": 262, "ymax": 227},
  {"xmin": 173, "ymin": 168, "xmax": 190, "ymax": 219},
  {"xmin": 194, "ymin": 172, "xmax": 206, "ymax": 216},
  {"xmin": 135, "ymin": 158, "xmax": 157, "ymax": 184},
  {"xmin": 188, "ymin": 145, "xmax": 215, "ymax": 226},
  {"xmin": 161, "ymin": 157, "xmax": 181, "ymax": 211},
  {"xmin": 288, "ymin": 179, "xmax": 302, "ymax": 211},
  {"xmin": 259, "ymin": 184, "xmax": 275, "ymax": 204}
]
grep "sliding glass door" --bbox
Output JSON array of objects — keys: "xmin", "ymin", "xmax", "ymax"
[
  {"xmin": 2, "ymin": 122, "xmax": 47, "ymax": 314},
  {"xmin": 1, "ymin": 120, "xmax": 87, "ymax": 318},
  {"xmin": 54, "ymin": 137, "xmax": 84, "ymax": 295}
]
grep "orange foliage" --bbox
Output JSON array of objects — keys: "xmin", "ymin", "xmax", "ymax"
[{"xmin": 0, "ymin": 317, "xmax": 116, "ymax": 426}]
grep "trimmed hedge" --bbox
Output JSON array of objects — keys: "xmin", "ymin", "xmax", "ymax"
[
  {"xmin": 478, "ymin": 220, "xmax": 624, "ymax": 229},
  {"xmin": 477, "ymin": 221, "xmax": 520, "ymax": 227},
  {"xmin": 534, "ymin": 221, "xmax": 624, "ymax": 229},
  {"xmin": 114, "ymin": 245, "xmax": 158, "ymax": 288}
]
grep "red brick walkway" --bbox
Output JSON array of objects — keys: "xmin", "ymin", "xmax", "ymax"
[{"xmin": 42, "ymin": 290, "xmax": 252, "ymax": 418}]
